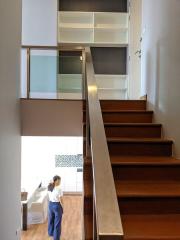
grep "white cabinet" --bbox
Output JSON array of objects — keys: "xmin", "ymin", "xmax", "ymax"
[
  {"xmin": 27, "ymin": 189, "xmax": 48, "ymax": 225},
  {"xmin": 58, "ymin": 11, "xmax": 129, "ymax": 45}
]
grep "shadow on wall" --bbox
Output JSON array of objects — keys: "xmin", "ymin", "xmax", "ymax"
[
  {"xmin": 144, "ymin": 41, "xmax": 161, "ymax": 113},
  {"xmin": 141, "ymin": 0, "xmax": 180, "ymax": 158},
  {"xmin": 144, "ymin": 39, "xmax": 179, "ymax": 157},
  {"xmin": 145, "ymin": 40, "xmax": 170, "ymax": 134},
  {"xmin": 154, "ymin": 41, "xmax": 160, "ymax": 115}
]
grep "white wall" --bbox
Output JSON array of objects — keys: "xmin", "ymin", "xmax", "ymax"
[
  {"xmin": 0, "ymin": 0, "xmax": 21, "ymax": 239},
  {"xmin": 21, "ymin": 99, "xmax": 83, "ymax": 136},
  {"xmin": 129, "ymin": 0, "xmax": 142, "ymax": 99},
  {"xmin": 141, "ymin": 0, "xmax": 180, "ymax": 158},
  {"xmin": 22, "ymin": 0, "xmax": 58, "ymax": 45}
]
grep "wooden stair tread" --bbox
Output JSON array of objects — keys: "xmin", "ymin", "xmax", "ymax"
[
  {"xmin": 84, "ymin": 123, "xmax": 161, "ymax": 126},
  {"xmin": 100, "ymin": 100, "xmax": 146, "ymax": 102},
  {"xmin": 116, "ymin": 180, "xmax": 180, "ymax": 197},
  {"xmin": 103, "ymin": 123, "xmax": 161, "ymax": 126},
  {"xmin": 84, "ymin": 156, "xmax": 180, "ymax": 165},
  {"xmin": 122, "ymin": 214, "xmax": 180, "ymax": 239},
  {"xmin": 110, "ymin": 156, "xmax": 180, "ymax": 165},
  {"xmin": 83, "ymin": 109, "xmax": 152, "ymax": 113},
  {"xmin": 101, "ymin": 110, "xmax": 153, "ymax": 113},
  {"xmin": 107, "ymin": 138, "xmax": 173, "ymax": 144},
  {"xmin": 100, "ymin": 100, "xmax": 147, "ymax": 111},
  {"xmin": 84, "ymin": 179, "xmax": 180, "ymax": 198},
  {"xmin": 83, "ymin": 98, "xmax": 178, "ymax": 239}
]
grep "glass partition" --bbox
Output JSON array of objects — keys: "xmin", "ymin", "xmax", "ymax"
[
  {"xmin": 21, "ymin": 49, "xmax": 83, "ymax": 99},
  {"xmin": 57, "ymin": 52, "xmax": 83, "ymax": 99}
]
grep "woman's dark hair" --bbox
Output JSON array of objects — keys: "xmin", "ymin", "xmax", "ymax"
[{"xmin": 48, "ymin": 175, "xmax": 61, "ymax": 192}]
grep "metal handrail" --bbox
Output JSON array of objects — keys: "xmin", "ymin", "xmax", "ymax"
[{"xmin": 85, "ymin": 47, "xmax": 124, "ymax": 239}]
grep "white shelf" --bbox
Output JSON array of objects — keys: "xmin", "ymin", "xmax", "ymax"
[
  {"xmin": 59, "ymin": 28, "xmax": 94, "ymax": 43},
  {"xmin": 59, "ymin": 11, "xmax": 94, "ymax": 26},
  {"xmin": 58, "ymin": 11, "xmax": 129, "ymax": 45},
  {"xmin": 98, "ymin": 88, "xmax": 127, "ymax": 91},
  {"xmin": 59, "ymin": 23, "xmax": 93, "ymax": 29},
  {"xmin": 94, "ymin": 12, "xmax": 128, "ymax": 29},
  {"xmin": 94, "ymin": 28, "xmax": 128, "ymax": 44},
  {"xmin": 94, "ymin": 25, "xmax": 128, "ymax": 30}
]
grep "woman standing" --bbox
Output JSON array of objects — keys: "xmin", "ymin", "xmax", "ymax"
[{"xmin": 48, "ymin": 175, "xmax": 63, "ymax": 240}]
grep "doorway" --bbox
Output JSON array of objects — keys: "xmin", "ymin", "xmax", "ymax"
[{"xmin": 21, "ymin": 137, "xmax": 83, "ymax": 240}]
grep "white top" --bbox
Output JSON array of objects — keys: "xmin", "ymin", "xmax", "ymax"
[{"xmin": 48, "ymin": 186, "xmax": 63, "ymax": 202}]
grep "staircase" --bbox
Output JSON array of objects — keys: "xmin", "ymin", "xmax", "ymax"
[{"xmin": 83, "ymin": 99, "xmax": 180, "ymax": 240}]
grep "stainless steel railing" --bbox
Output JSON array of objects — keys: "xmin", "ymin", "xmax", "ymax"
[{"xmin": 84, "ymin": 47, "xmax": 124, "ymax": 239}]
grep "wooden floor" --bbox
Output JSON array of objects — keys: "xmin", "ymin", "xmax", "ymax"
[{"xmin": 21, "ymin": 195, "xmax": 83, "ymax": 240}]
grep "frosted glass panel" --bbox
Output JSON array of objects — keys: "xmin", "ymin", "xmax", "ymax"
[
  {"xmin": 30, "ymin": 50, "xmax": 58, "ymax": 99},
  {"xmin": 58, "ymin": 54, "xmax": 83, "ymax": 99},
  {"xmin": 26, "ymin": 50, "xmax": 83, "ymax": 99}
]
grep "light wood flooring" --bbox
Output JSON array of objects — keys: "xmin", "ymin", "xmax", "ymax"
[{"xmin": 21, "ymin": 195, "xmax": 83, "ymax": 240}]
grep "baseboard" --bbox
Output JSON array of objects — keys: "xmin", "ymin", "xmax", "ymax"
[{"xmin": 64, "ymin": 192, "xmax": 83, "ymax": 196}]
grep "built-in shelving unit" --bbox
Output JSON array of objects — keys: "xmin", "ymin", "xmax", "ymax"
[
  {"xmin": 58, "ymin": 11, "xmax": 128, "ymax": 45},
  {"xmin": 58, "ymin": 2, "xmax": 129, "ymax": 100}
]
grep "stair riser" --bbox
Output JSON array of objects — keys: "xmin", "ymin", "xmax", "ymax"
[
  {"xmin": 102, "ymin": 112, "xmax": 153, "ymax": 123},
  {"xmin": 118, "ymin": 198, "xmax": 180, "ymax": 214},
  {"xmin": 105, "ymin": 126, "xmax": 161, "ymax": 138},
  {"xmin": 100, "ymin": 100, "xmax": 147, "ymax": 111},
  {"xmin": 83, "ymin": 112, "xmax": 153, "ymax": 123},
  {"xmin": 113, "ymin": 166, "xmax": 180, "ymax": 181},
  {"xmin": 85, "ymin": 163, "xmax": 180, "ymax": 181},
  {"xmin": 83, "ymin": 100, "xmax": 147, "ymax": 111},
  {"xmin": 83, "ymin": 125, "xmax": 162, "ymax": 138},
  {"xmin": 108, "ymin": 142, "xmax": 173, "ymax": 156}
]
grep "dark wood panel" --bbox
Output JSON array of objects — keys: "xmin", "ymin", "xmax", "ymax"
[
  {"xmin": 59, "ymin": 0, "xmax": 127, "ymax": 12},
  {"xmin": 91, "ymin": 47, "xmax": 127, "ymax": 74}
]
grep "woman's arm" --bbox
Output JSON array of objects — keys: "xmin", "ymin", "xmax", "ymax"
[{"xmin": 59, "ymin": 196, "xmax": 63, "ymax": 207}]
